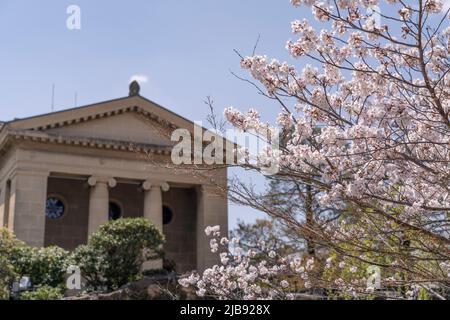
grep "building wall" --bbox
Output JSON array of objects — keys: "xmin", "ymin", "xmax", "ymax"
[
  {"xmin": 45, "ymin": 177, "xmax": 90, "ymax": 250},
  {"xmin": 109, "ymin": 183, "xmax": 144, "ymax": 218},
  {"xmin": 0, "ymin": 147, "xmax": 19, "ymax": 230},
  {"xmin": 163, "ymin": 188, "xmax": 197, "ymax": 273}
]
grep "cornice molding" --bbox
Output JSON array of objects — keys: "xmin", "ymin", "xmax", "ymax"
[
  {"xmin": 0, "ymin": 128, "xmax": 173, "ymax": 156},
  {"xmin": 28, "ymin": 105, "xmax": 179, "ymax": 132}
]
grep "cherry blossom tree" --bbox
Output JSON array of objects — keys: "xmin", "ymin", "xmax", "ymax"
[{"xmin": 181, "ymin": 0, "xmax": 450, "ymax": 300}]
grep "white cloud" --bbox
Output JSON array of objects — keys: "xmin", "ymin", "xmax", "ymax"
[{"xmin": 129, "ymin": 74, "xmax": 149, "ymax": 84}]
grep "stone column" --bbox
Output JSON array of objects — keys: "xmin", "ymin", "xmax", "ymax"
[
  {"xmin": 142, "ymin": 181, "xmax": 170, "ymax": 230},
  {"xmin": 196, "ymin": 185, "xmax": 228, "ymax": 272},
  {"xmin": 142, "ymin": 180, "xmax": 169, "ymax": 270},
  {"xmin": 8, "ymin": 170, "xmax": 49, "ymax": 247},
  {"xmin": 87, "ymin": 176, "xmax": 116, "ymax": 236}
]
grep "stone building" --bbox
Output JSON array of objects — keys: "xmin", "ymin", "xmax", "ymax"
[{"xmin": 0, "ymin": 82, "xmax": 228, "ymax": 273}]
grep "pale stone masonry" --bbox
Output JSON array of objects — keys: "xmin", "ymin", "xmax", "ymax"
[{"xmin": 0, "ymin": 82, "xmax": 228, "ymax": 273}]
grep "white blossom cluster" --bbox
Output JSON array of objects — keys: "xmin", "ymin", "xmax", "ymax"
[{"xmin": 178, "ymin": 226, "xmax": 327, "ymax": 300}]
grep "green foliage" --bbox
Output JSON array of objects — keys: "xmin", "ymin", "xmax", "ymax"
[
  {"xmin": 20, "ymin": 285, "xmax": 63, "ymax": 300},
  {"xmin": 0, "ymin": 228, "xmax": 18, "ymax": 300},
  {"xmin": 0, "ymin": 256, "xmax": 15, "ymax": 300},
  {"xmin": 418, "ymin": 287, "xmax": 432, "ymax": 300},
  {"xmin": 9, "ymin": 245, "xmax": 69, "ymax": 288},
  {"xmin": 319, "ymin": 205, "xmax": 446, "ymax": 299},
  {"xmin": 70, "ymin": 218, "xmax": 165, "ymax": 291},
  {"xmin": 3, "ymin": 219, "xmax": 165, "ymax": 296},
  {"xmin": 1, "ymin": 228, "xmax": 68, "ymax": 299}
]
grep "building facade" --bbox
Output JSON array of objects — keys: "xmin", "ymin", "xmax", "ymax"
[{"xmin": 0, "ymin": 82, "xmax": 228, "ymax": 273}]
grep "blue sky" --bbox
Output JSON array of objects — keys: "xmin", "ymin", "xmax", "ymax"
[
  {"xmin": 0, "ymin": 0, "xmax": 307, "ymax": 229},
  {"xmin": 0, "ymin": 0, "xmax": 301, "ymax": 123}
]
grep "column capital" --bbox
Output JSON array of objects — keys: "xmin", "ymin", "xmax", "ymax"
[
  {"xmin": 142, "ymin": 180, "xmax": 170, "ymax": 192},
  {"xmin": 88, "ymin": 176, "xmax": 117, "ymax": 188}
]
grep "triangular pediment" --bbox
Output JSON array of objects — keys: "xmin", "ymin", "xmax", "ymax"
[
  {"xmin": 3, "ymin": 95, "xmax": 199, "ymax": 147},
  {"xmin": 1, "ymin": 94, "xmax": 232, "ymax": 154},
  {"xmin": 44, "ymin": 111, "xmax": 174, "ymax": 146}
]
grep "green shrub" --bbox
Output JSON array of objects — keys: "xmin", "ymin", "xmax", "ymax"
[
  {"xmin": 418, "ymin": 287, "xmax": 432, "ymax": 300},
  {"xmin": 9, "ymin": 245, "xmax": 69, "ymax": 288},
  {"xmin": 0, "ymin": 256, "xmax": 15, "ymax": 300},
  {"xmin": 0, "ymin": 228, "xmax": 19, "ymax": 300},
  {"xmin": 71, "ymin": 218, "xmax": 165, "ymax": 291},
  {"xmin": 1, "ymin": 228, "xmax": 68, "ymax": 298},
  {"xmin": 20, "ymin": 285, "xmax": 63, "ymax": 300}
]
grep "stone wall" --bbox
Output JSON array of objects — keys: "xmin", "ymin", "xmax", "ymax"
[
  {"xmin": 109, "ymin": 182, "xmax": 144, "ymax": 218},
  {"xmin": 163, "ymin": 188, "xmax": 197, "ymax": 273},
  {"xmin": 45, "ymin": 177, "xmax": 89, "ymax": 250}
]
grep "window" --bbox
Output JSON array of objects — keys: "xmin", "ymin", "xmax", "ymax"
[
  {"xmin": 46, "ymin": 196, "xmax": 66, "ymax": 220},
  {"xmin": 109, "ymin": 201, "xmax": 122, "ymax": 221},
  {"xmin": 163, "ymin": 205, "xmax": 173, "ymax": 225}
]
